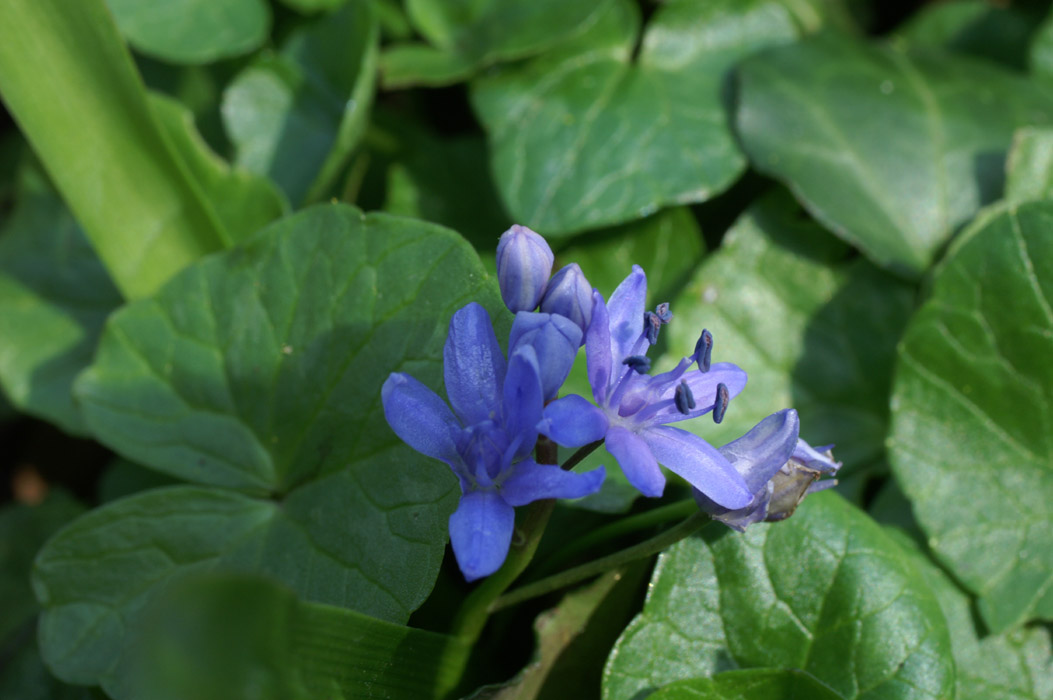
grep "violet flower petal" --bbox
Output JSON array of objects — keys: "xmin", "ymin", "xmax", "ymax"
[
  {"xmin": 502, "ymin": 346, "xmax": 544, "ymax": 460},
  {"xmin": 584, "ymin": 291, "xmax": 613, "ymax": 404},
  {"xmin": 443, "ymin": 303, "xmax": 507, "ymax": 425},
  {"xmin": 381, "ymin": 373, "xmax": 462, "ymax": 466},
  {"xmin": 642, "ymin": 425, "xmax": 752, "ymax": 509},
  {"xmin": 606, "ymin": 425, "xmax": 665, "ymax": 497},
  {"xmin": 496, "ymin": 225, "xmax": 553, "ymax": 313},
  {"xmin": 719, "ymin": 409, "xmax": 800, "ymax": 493},
  {"xmin": 500, "ymin": 460, "xmax": 606, "ymax": 506},
  {"xmin": 537, "ymin": 394, "xmax": 609, "ymax": 447},
  {"xmin": 448, "ymin": 490, "xmax": 516, "ymax": 582},
  {"xmin": 605, "ymin": 265, "xmax": 647, "ymax": 365}
]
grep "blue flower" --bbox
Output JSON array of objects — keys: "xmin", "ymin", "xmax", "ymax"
[
  {"xmin": 382, "ymin": 303, "xmax": 604, "ymax": 581},
  {"xmin": 692, "ymin": 409, "xmax": 842, "ymax": 531},
  {"xmin": 537, "ymin": 266, "xmax": 753, "ymax": 508},
  {"xmin": 496, "ymin": 225, "xmax": 554, "ymax": 313},
  {"xmin": 540, "ymin": 263, "xmax": 593, "ymax": 338}
]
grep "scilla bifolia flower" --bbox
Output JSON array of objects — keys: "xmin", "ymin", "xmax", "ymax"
[
  {"xmin": 382, "ymin": 303, "xmax": 604, "ymax": 581},
  {"xmin": 496, "ymin": 225, "xmax": 554, "ymax": 313},
  {"xmin": 692, "ymin": 409, "xmax": 842, "ymax": 531},
  {"xmin": 537, "ymin": 265, "xmax": 753, "ymax": 508}
]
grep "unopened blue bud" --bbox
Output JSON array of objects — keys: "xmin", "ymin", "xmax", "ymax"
[
  {"xmin": 713, "ymin": 382, "xmax": 729, "ymax": 424},
  {"xmin": 694, "ymin": 329, "xmax": 713, "ymax": 373},
  {"xmin": 643, "ymin": 311, "xmax": 661, "ymax": 345},
  {"xmin": 496, "ymin": 225, "xmax": 554, "ymax": 313},
  {"xmin": 540, "ymin": 263, "xmax": 593, "ymax": 337},
  {"xmin": 674, "ymin": 380, "xmax": 696, "ymax": 415},
  {"xmin": 655, "ymin": 303, "xmax": 673, "ymax": 323},
  {"xmin": 623, "ymin": 355, "xmax": 651, "ymax": 374}
]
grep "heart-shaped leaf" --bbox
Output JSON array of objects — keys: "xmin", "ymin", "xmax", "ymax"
[
  {"xmin": 889, "ymin": 200, "xmax": 1053, "ymax": 633},
  {"xmin": 603, "ymin": 492, "xmax": 955, "ymax": 700},
  {"xmin": 471, "ymin": 0, "xmax": 827, "ymax": 236},
  {"xmin": 737, "ymin": 35, "xmax": 1053, "ymax": 275},
  {"xmin": 36, "ymin": 205, "xmax": 500, "ymax": 690}
]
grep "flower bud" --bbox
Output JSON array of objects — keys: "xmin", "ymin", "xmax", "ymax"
[
  {"xmin": 496, "ymin": 225, "xmax": 554, "ymax": 313},
  {"xmin": 539, "ymin": 263, "xmax": 593, "ymax": 337},
  {"xmin": 508, "ymin": 312, "xmax": 582, "ymax": 401}
]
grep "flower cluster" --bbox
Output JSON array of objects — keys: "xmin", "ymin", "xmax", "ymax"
[{"xmin": 382, "ymin": 224, "xmax": 839, "ymax": 581}]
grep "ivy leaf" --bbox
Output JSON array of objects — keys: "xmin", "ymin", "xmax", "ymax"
[
  {"xmin": 603, "ymin": 493, "xmax": 955, "ymax": 700},
  {"xmin": 660, "ymin": 190, "xmax": 915, "ymax": 497},
  {"xmin": 736, "ymin": 35, "xmax": 1053, "ymax": 275},
  {"xmin": 380, "ymin": 0, "xmax": 614, "ymax": 88},
  {"xmin": 1007, "ymin": 128, "xmax": 1053, "ymax": 203},
  {"xmin": 222, "ymin": 1, "xmax": 379, "ymax": 205},
  {"xmin": 471, "ymin": 0, "xmax": 827, "ymax": 236},
  {"xmin": 104, "ymin": 0, "xmax": 269, "ymax": 64},
  {"xmin": 0, "ymin": 171, "xmax": 122, "ymax": 435},
  {"xmin": 888, "ymin": 200, "xmax": 1053, "ymax": 633},
  {"xmin": 647, "ymin": 669, "xmax": 844, "ymax": 700},
  {"xmin": 37, "ymin": 205, "xmax": 500, "ymax": 690}
]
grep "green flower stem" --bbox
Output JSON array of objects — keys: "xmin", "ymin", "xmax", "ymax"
[
  {"xmin": 560, "ymin": 439, "xmax": 604, "ymax": 471},
  {"xmin": 534, "ymin": 498, "xmax": 698, "ymax": 577},
  {"xmin": 489, "ymin": 511, "xmax": 712, "ymax": 614},
  {"xmin": 439, "ymin": 436, "xmax": 599, "ymax": 697}
]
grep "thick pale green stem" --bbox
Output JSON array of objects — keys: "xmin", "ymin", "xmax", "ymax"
[{"xmin": 490, "ymin": 511, "xmax": 711, "ymax": 613}]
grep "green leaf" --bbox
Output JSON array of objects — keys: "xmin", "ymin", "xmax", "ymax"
[
  {"xmin": 648, "ymin": 669, "xmax": 844, "ymax": 700},
  {"xmin": 895, "ymin": 0, "xmax": 1044, "ymax": 70},
  {"xmin": 1031, "ymin": 13, "xmax": 1053, "ymax": 80},
  {"xmin": 149, "ymin": 93, "xmax": 288, "ymax": 244},
  {"xmin": 222, "ymin": 2, "xmax": 379, "ymax": 206},
  {"xmin": 0, "ymin": 638, "xmax": 99, "ymax": 700},
  {"xmin": 0, "ymin": 492, "xmax": 85, "ymax": 644},
  {"xmin": 105, "ymin": 0, "xmax": 269, "ymax": 64},
  {"xmin": 381, "ymin": 0, "xmax": 614, "ymax": 88},
  {"xmin": 38, "ymin": 205, "xmax": 500, "ymax": 689},
  {"xmin": 97, "ymin": 458, "xmax": 179, "ymax": 503},
  {"xmin": 115, "ymin": 572, "xmax": 465, "ymax": 700},
  {"xmin": 1007, "ymin": 127, "xmax": 1053, "ymax": 203},
  {"xmin": 0, "ymin": 0, "xmax": 231, "ymax": 299},
  {"xmin": 471, "ymin": 0, "xmax": 825, "ymax": 236},
  {"xmin": 660, "ymin": 190, "xmax": 915, "ymax": 493},
  {"xmin": 736, "ymin": 35, "xmax": 1053, "ymax": 276},
  {"xmin": 883, "ymin": 526, "xmax": 1053, "ymax": 700},
  {"xmin": 0, "ymin": 171, "xmax": 123, "ymax": 435},
  {"xmin": 554, "ymin": 207, "xmax": 703, "ymax": 308},
  {"xmin": 603, "ymin": 492, "xmax": 955, "ymax": 700},
  {"xmin": 888, "ymin": 200, "xmax": 1053, "ymax": 633}
]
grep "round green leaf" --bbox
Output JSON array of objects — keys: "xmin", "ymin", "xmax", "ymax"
[
  {"xmin": 889, "ymin": 200, "xmax": 1053, "ymax": 633},
  {"xmin": 603, "ymin": 493, "xmax": 955, "ymax": 700},
  {"xmin": 1007, "ymin": 127, "xmax": 1053, "ymax": 203},
  {"xmin": 105, "ymin": 0, "xmax": 269, "ymax": 65},
  {"xmin": 661, "ymin": 190, "xmax": 915, "ymax": 492},
  {"xmin": 737, "ymin": 35, "xmax": 1053, "ymax": 275},
  {"xmin": 471, "ymin": 0, "xmax": 822, "ymax": 236},
  {"xmin": 649, "ymin": 669, "xmax": 844, "ymax": 700}
]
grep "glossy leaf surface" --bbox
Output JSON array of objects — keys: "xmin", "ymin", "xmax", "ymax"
[{"xmin": 889, "ymin": 200, "xmax": 1053, "ymax": 633}]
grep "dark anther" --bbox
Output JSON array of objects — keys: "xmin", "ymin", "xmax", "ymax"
[
  {"xmin": 655, "ymin": 302, "xmax": 673, "ymax": 323},
  {"xmin": 643, "ymin": 311, "xmax": 661, "ymax": 345},
  {"xmin": 713, "ymin": 382, "xmax": 729, "ymax": 424},
  {"xmin": 694, "ymin": 329, "xmax": 713, "ymax": 373},
  {"xmin": 674, "ymin": 380, "xmax": 696, "ymax": 415},
  {"xmin": 622, "ymin": 355, "xmax": 652, "ymax": 374}
]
